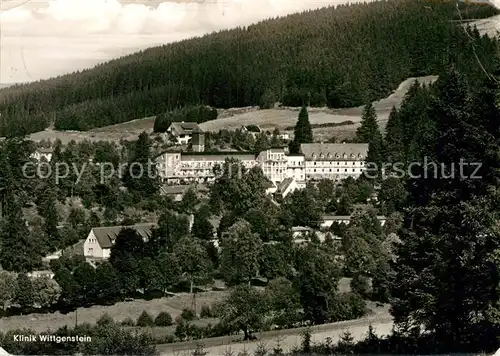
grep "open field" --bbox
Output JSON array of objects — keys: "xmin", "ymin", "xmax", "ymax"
[
  {"xmin": 26, "ymin": 76, "xmax": 437, "ymax": 144},
  {"xmin": 470, "ymin": 14, "xmax": 500, "ymax": 37},
  {"xmin": 158, "ymin": 303, "xmax": 392, "ymax": 356},
  {"xmin": 0, "ymin": 278, "xmax": 352, "ymax": 333},
  {"xmin": 0, "ymin": 291, "xmax": 227, "ymax": 333}
]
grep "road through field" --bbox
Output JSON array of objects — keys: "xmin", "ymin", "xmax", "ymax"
[{"xmin": 158, "ymin": 313, "xmax": 393, "ymax": 356}]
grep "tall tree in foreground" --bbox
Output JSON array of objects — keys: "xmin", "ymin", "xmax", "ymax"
[
  {"xmin": 122, "ymin": 132, "xmax": 159, "ymax": 199},
  {"xmin": 390, "ymin": 67, "xmax": 500, "ymax": 351},
  {"xmin": 290, "ymin": 106, "xmax": 313, "ymax": 154},
  {"xmin": 384, "ymin": 106, "xmax": 404, "ymax": 164},
  {"xmin": 219, "ymin": 219, "xmax": 262, "ymax": 286},
  {"xmin": 174, "ymin": 237, "xmax": 211, "ymax": 294},
  {"xmin": 218, "ymin": 284, "xmax": 268, "ymax": 340},
  {"xmin": 0, "ymin": 196, "xmax": 40, "ymax": 272},
  {"xmin": 357, "ymin": 102, "xmax": 384, "ymax": 176}
]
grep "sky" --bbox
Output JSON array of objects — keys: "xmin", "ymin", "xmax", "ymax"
[
  {"xmin": 0, "ymin": 0, "xmax": 499, "ymax": 85},
  {"xmin": 0, "ymin": 0, "xmax": 366, "ymax": 84}
]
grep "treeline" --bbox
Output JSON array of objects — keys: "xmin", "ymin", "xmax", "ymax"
[
  {"xmin": 0, "ymin": 0, "xmax": 497, "ymax": 136},
  {"xmin": 153, "ymin": 105, "xmax": 218, "ymax": 133}
]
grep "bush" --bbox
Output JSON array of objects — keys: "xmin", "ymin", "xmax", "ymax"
[
  {"xmin": 155, "ymin": 311, "xmax": 173, "ymax": 326},
  {"xmin": 136, "ymin": 310, "xmax": 155, "ymax": 327},
  {"xmin": 120, "ymin": 317, "xmax": 135, "ymax": 326},
  {"xmin": 350, "ymin": 274, "xmax": 371, "ymax": 299},
  {"xmin": 200, "ymin": 305, "xmax": 212, "ymax": 318},
  {"xmin": 96, "ymin": 313, "xmax": 114, "ymax": 327},
  {"xmin": 328, "ymin": 292, "xmax": 367, "ymax": 322},
  {"xmin": 180, "ymin": 308, "xmax": 196, "ymax": 321}
]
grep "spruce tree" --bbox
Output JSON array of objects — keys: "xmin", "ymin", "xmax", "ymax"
[
  {"xmin": 356, "ymin": 102, "xmax": 379, "ymax": 142},
  {"xmin": 384, "ymin": 106, "xmax": 404, "ymax": 164},
  {"xmin": 390, "ymin": 68, "xmax": 500, "ymax": 349},
  {"xmin": 290, "ymin": 106, "xmax": 313, "ymax": 154},
  {"xmin": 123, "ymin": 132, "xmax": 159, "ymax": 199},
  {"xmin": 357, "ymin": 102, "xmax": 384, "ymax": 176},
  {"xmin": 0, "ymin": 195, "xmax": 40, "ymax": 272},
  {"xmin": 37, "ymin": 184, "xmax": 60, "ymax": 252}
]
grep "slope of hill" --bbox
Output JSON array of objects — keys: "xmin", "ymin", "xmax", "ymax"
[
  {"xmin": 0, "ymin": 0, "xmax": 497, "ymax": 137},
  {"xmin": 27, "ymin": 76, "xmax": 438, "ymax": 144}
]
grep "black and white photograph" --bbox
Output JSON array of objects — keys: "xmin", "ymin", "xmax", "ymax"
[{"xmin": 1, "ymin": 0, "xmax": 500, "ymax": 355}]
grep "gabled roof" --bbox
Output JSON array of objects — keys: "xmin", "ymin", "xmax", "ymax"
[
  {"xmin": 300, "ymin": 143, "xmax": 368, "ymax": 160},
  {"xmin": 243, "ymin": 125, "xmax": 261, "ymax": 133},
  {"xmin": 277, "ymin": 177, "xmax": 294, "ymax": 193},
  {"xmin": 90, "ymin": 223, "xmax": 156, "ymax": 249},
  {"xmin": 169, "ymin": 122, "xmax": 203, "ymax": 135}
]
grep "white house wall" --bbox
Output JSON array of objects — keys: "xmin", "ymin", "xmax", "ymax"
[{"xmin": 83, "ymin": 231, "xmax": 105, "ymax": 259}]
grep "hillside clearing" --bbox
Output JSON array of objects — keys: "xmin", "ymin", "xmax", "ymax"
[
  {"xmin": 0, "ymin": 291, "xmax": 227, "ymax": 333},
  {"xmin": 26, "ymin": 76, "xmax": 437, "ymax": 144},
  {"xmin": 0, "ymin": 278, "xmax": 353, "ymax": 333}
]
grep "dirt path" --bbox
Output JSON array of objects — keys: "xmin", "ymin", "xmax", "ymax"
[{"xmin": 158, "ymin": 312, "xmax": 393, "ymax": 356}]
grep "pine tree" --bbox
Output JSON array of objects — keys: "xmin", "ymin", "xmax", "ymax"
[
  {"xmin": 0, "ymin": 195, "xmax": 40, "ymax": 272},
  {"xmin": 390, "ymin": 68, "xmax": 500, "ymax": 349},
  {"xmin": 290, "ymin": 106, "xmax": 313, "ymax": 154},
  {"xmin": 384, "ymin": 106, "xmax": 404, "ymax": 164},
  {"xmin": 37, "ymin": 184, "xmax": 60, "ymax": 252},
  {"xmin": 123, "ymin": 132, "xmax": 159, "ymax": 199},
  {"xmin": 356, "ymin": 102, "xmax": 379, "ymax": 143},
  {"xmin": 357, "ymin": 102, "xmax": 384, "ymax": 177}
]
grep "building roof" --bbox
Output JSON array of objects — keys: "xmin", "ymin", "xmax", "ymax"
[
  {"xmin": 91, "ymin": 223, "xmax": 156, "ymax": 249},
  {"xmin": 263, "ymin": 179, "xmax": 276, "ymax": 189},
  {"xmin": 36, "ymin": 147, "xmax": 54, "ymax": 154},
  {"xmin": 243, "ymin": 125, "xmax": 261, "ymax": 133},
  {"xmin": 322, "ymin": 215, "xmax": 386, "ymax": 220},
  {"xmin": 292, "ymin": 226, "xmax": 312, "ymax": 232},
  {"xmin": 181, "ymin": 153, "xmax": 256, "ymax": 162},
  {"xmin": 277, "ymin": 177, "xmax": 294, "ymax": 193},
  {"xmin": 64, "ymin": 239, "xmax": 85, "ymax": 255},
  {"xmin": 169, "ymin": 122, "xmax": 203, "ymax": 135},
  {"xmin": 300, "ymin": 143, "xmax": 368, "ymax": 161}
]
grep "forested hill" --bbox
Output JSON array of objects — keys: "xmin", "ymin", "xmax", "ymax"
[{"xmin": 0, "ymin": 0, "xmax": 498, "ymax": 137}]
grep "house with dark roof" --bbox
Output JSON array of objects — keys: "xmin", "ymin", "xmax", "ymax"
[
  {"xmin": 241, "ymin": 124, "xmax": 262, "ymax": 138},
  {"xmin": 274, "ymin": 177, "xmax": 300, "ymax": 200},
  {"xmin": 31, "ymin": 147, "xmax": 54, "ymax": 162},
  {"xmin": 166, "ymin": 122, "xmax": 203, "ymax": 145},
  {"xmin": 83, "ymin": 223, "xmax": 156, "ymax": 260}
]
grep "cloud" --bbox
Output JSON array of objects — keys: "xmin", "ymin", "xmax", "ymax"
[
  {"xmin": 0, "ymin": 0, "xmax": 363, "ymax": 83},
  {"xmin": 13, "ymin": 0, "xmax": 500, "ymax": 83},
  {"xmin": 0, "ymin": 0, "xmax": 350, "ymax": 36}
]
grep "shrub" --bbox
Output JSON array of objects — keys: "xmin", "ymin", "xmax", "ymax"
[
  {"xmin": 200, "ymin": 304, "xmax": 212, "ymax": 318},
  {"xmin": 350, "ymin": 274, "xmax": 371, "ymax": 299},
  {"xmin": 328, "ymin": 292, "xmax": 367, "ymax": 322},
  {"xmin": 120, "ymin": 317, "xmax": 135, "ymax": 326},
  {"xmin": 155, "ymin": 311, "xmax": 173, "ymax": 326},
  {"xmin": 180, "ymin": 308, "xmax": 196, "ymax": 321},
  {"xmin": 96, "ymin": 313, "xmax": 114, "ymax": 327},
  {"xmin": 136, "ymin": 310, "xmax": 155, "ymax": 327}
]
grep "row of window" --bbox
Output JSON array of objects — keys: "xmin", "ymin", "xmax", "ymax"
[
  {"xmin": 311, "ymin": 153, "xmax": 364, "ymax": 159},
  {"xmin": 310, "ymin": 168, "xmax": 360, "ymax": 173},
  {"xmin": 310, "ymin": 161, "xmax": 362, "ymax": 166}
]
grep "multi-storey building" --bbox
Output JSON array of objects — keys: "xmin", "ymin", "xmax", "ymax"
[
  {"xmin": 156, "ymin": 151, "xmax": 258, "ymax": 184},
  {"xmin": 301, "ymin": 143, "xmax": 368, "ymax": 181},
  {"xmin": 256, "ymin": 147, "xmax": 289, "ymax": 183},
  {"xmin": 285, "ymin": 154, "xmax": 305, "ymax": 182},
  {"xmin": 156, "ymin": 142, "xmax": 368, "ymax": 187}
]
